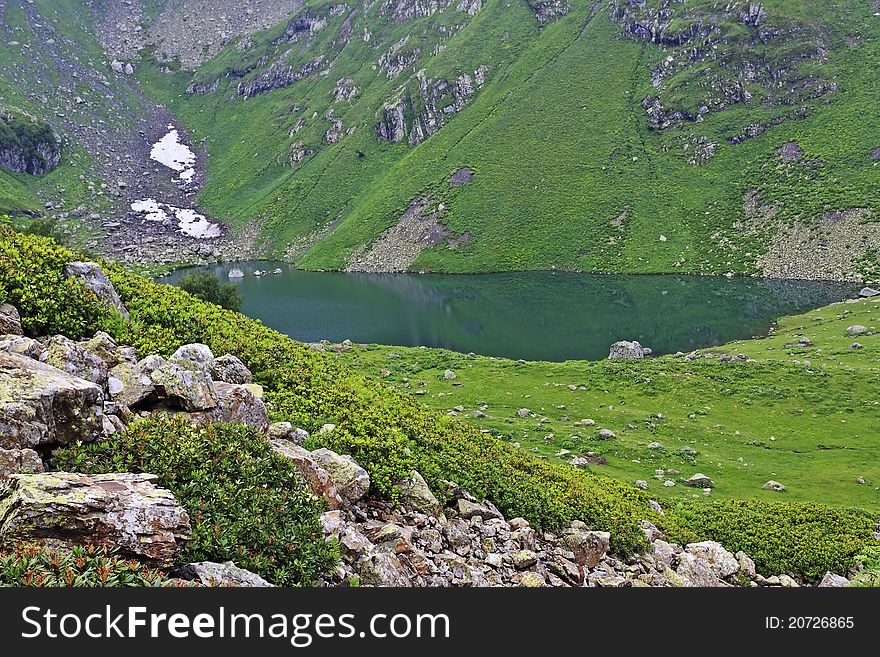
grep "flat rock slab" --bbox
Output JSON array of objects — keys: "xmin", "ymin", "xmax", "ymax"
[
  {"xmin": 0, "ymin": 351, "xmax": 104, "ymax": 449},
  {"xmin": 173, "ymin": 561, "xmax": 272, "ymax": 587},
  {"xmin": 0, "ymin": 472, "xmax": 190, "ymax": 568}
]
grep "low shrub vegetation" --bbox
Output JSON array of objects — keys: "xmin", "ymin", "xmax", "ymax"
[
  {"xmin": 54, "ymin": 415, "xmax": 338, "ymax": 587},
  {"xmin": 3, "ymin": 226, "xmax": 878, "ymax": 579},
  {"xmin": 0, "ymin": 545, "xmax": 178, "ymax": 587}
]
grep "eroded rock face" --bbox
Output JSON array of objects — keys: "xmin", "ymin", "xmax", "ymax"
[
  {"xmin": 184, "ymin": 382, "xmax": 268, "ymax": 433},
  {"xmin": 210, "ymin": 354, "xmax": 253, "ymax": 384},
  {"xmin": 0, "ymin": 304, "xmax": 22, "ymax": 336},
  {"xmin": 271, "ymin": 439, "xmax": 344, "ymax": 509},
  {"xmin": 173, "ymin": 561, "xmax": 272, "ymax": 587},
  {"xmin": 63, "ymin": 262, "xmax": 130, "ymax": 320},
  {"xmin": 0, "ymin": 448, "xmax": 44, "ymax": 480},
  {"xmin": 0, "ymin": 472, "xmax": 191, "ymax": 568},
  {"xmin": 0, "ymin": 351, "xmax": 104, "ymax": 450}
]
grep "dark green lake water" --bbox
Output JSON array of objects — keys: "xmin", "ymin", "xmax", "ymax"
[{"xmin": 162, "ymin": 263, "xmax": 855, "ymax": 361}]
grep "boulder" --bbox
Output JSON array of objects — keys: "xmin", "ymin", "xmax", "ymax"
[
  {"xmin": 562, "ymin": 525, "xmax": 610, "ymax": 568},
  {"xmin": 150, "ymin": 361, "xmax": 217, "ymax": 411},
  {"xmin": 516, "ymin": 408, "xmax": 531, "ymax": 418},
  {"xmin": 44, "ymin": 335, "xmax": 108, "ymax": 385},
  {"xmin": 173, "ymin": 561, "xmax": 272, "ymax": 587},
  {"xmin": 818, "ymin": 572, "xmax": 849, "ymax": 588},
  {"xmin": 0, "ymin": 335, "xmax": 46, "ymax": 361},
  {"xmin": 762, "ymin": 480, "xmax": 786, "ymax": 492},
  {"xmin": 310, "ymin": 448, "xmax": 370, "ymax": 505},
  {"xmin": 0, "ymin": 448, "xmax": 44, "ymax": 480},
  {"xmin": 396, "ymin": 470, "xmax": 442, "ymax": 516},
  {"xmin": 455, "ymin": 498, "xmax": 503, "ymax": 520},
  {"xmin": 359, "ymin": 552, "xmax": 412, "ymax": 587},
  {"xmin": 64, "ymin": 262, "xmax": 129, "ymax": 320},
  {"xmin": 210, "ymin": 354, "xmax": 253, "ymax": 384},
  {"xmin": 682, "ymin": 541, "xmax": 739, "ymax": 581},
  {"xmin": 858, "ymin": 287, "xmax": 880, "ymax": 298},
  {"xmin": 684, "ymin": 473, "xmax": 715, "ymax": 488},
  {"xmin": 108, "ymin": 359, "xmax": 157, "ymax": 408},
  {"xmin": 443, "ymin": 369, "xmax": 456, "ymax": 380},
  {"xmin": 267, "ymin": 422, "xmax": 308, "ymax": 444},
  {"xmin": 608, "ymin": 340, "xmax": 648, "ymax": 360},
  {"xmin": 271, "ymin": 439, "xmax": 344, "ymax": 509},
  {"xmin": 0, "ymin": 351, "xmax": 104, "ymax": 449},
  {"xmin": 78, "ymin": 332, "xmax": 127, "ymax": 369},
  {"xmin": 0, "ymin": 472, "xmax": 190, "ymax": 568},
  {"xmin": 847, "ymin": 325, "xmax": 869, "ymax": 336},
  {"xmin": 185, "ymin": 382, "xmax": 268, "ymax": 433},
  {"xmin": 170, "ymin": 343, "xmax": 215, "ymax": 371},
  {"xmin": 0, "ymin": 304, "xmax": 22, "ymax": 336}
]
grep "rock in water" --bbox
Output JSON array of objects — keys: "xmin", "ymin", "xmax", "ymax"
[
  {"xmin": 173, "ymin": 561, "xmax": 272, "ymax": 587},
  {"xmin": 608, "ymin": 340, "xmax": 648, "ymax": 359},
  {"xmin": 0, "ymin": 472, "xmax": 191, "ymax": 568},
  {"xmin": 0, "ymin": 351, "xmax": 105, "ymax": 449},
  {"xmin": 0, "ymin": 304, "xmax": 22, "ymax": 336},
  {"xmin": 63, "ymin": 262, "xmax": 129, "ymax": 320}
]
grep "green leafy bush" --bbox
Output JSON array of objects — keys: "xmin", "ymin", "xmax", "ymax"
[
  {"xmin": 0, "ymin": 544, "xmax": 178, "ymax": 587},
  {"xmin": 0, "ymin": 226, "xmax": 112, "ymax": 336},
  {"xmin": 178, "ymin": 269, "xmax": 243, "ymax": 311},
  {"xmin": 663, "ymin": 500, "xmax": 877, "ymax": 581},
  {"xmin": 54, "ymin": 415, "xmax": 338, "ymax": 586}
]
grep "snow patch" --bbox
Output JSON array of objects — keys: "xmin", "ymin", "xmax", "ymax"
[
  {"xmin": 150, "ymin": 129, "xmax": 196, "ymax": 182},
  {"xmin": 131, "ymin": 199, "xmax": 222, "ymax": 240}
]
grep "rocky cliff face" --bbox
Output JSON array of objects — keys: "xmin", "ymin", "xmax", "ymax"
[{"xmin": 0, "ymin": 110, "xmax": 61, "ymax": 176}]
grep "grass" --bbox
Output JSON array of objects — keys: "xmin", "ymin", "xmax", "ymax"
[{"xmin": 334, "ymin": 295, "xmax": 880, "ymax": 512}]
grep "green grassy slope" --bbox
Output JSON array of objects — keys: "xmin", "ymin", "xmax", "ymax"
[
  {"xmin": 335, "ymin": 295, "xmax": 880, "ymax": 511},
  {"xmin": 133, "ymin": 0, "xmax": 880, "ymax": 278}
]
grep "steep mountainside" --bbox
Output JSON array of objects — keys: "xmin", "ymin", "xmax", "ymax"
[{"xmin": 2, "ymin": 0, "xmax": 880, "ymax": 280}]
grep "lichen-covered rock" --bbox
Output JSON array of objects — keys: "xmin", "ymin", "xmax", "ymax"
[
  {"xmin": 454, "ymin": 498, "xmax": 502, "ymax": 520},
  {"xmin": 679, "ymin": 541, "xmax": 740, "ymax": 585},
  {"xmin": 818, "ymin": 572, "xmax": 849, "ymax": 587},
  {"xmin": 311, "ymin": 448, "xmax": 370, "ymax": 504},
  {"xmin": 170, "ymin": 343, "xmax": 215, "ymax": 371},
  {"xmin": 64, "ymin": 262, "xmax": 129, "ymax": 320},
  {"xmin": 0, "ymin": 448, "xmax": 43, "ymax": 480},
  {"xmin": 0, "ymin": 335, "xmax": 46, "ymax": 361},
  {"xmin": 150, "ymin": 361, "xmax": 217, "ymax": 411},
  {"xmin": 608, "ymin": 340, "xmax": 648, "ymax": 359},
  {"xmin": 0, "ymin": 304, "xmax": 22, "ymax": 336},
  {"xmin": 184, "ymin": 382, "xmax": 268, "ymax": 433},
  {"xmin": 44, "ymin": 334, "xmax": 108, "ymax": 385},
  {"xmin": 271, "ymin": 439, "xmax": 344, "ymax": 508},
  {"xmin": 78, "ymin": 332, "xmax": 129, "ymax": 369},
  {"xmin": 562, "ymin": 524, "xmax": 611, "ymax": 569},
  {"xmin": 0, "ymin": 472, "xmax": 190, "ymax": 568},
  {"xmin": 684, "ymin": 473, "xmax": 715, "ymax": 488},
  {"xmin": 396, "ymin": 470, "xmax": 442, "ymax": 516},
  {"xmin": 107, "ymin": 358, "xmax": 157, "ymax": 408},
  {"xmin": 173, "ymin": 561, "xmax": 272, "ymax": 587},
  {"xmin": 359, "ymin": 552, "xmax": 413, "ymax": 587},
  {"xmin": 210, "ymin": 354, "xmax": 253, "ymax": 384},
  {"xmin": 0, "ymin": 351, "xmax": 104, "ymax": 449},
  {"xmin": 267, "ymin": 422, "xmax": 308, "ymax": 444}
]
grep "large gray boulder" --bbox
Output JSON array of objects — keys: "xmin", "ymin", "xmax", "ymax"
[
  {"xmin": 271, "ymin": 439, "xmax": 344, "ymax": 509},
  {"xmin": 0, "ymin": 351, "xmax": 104, "ymax": 449},
  {"xmin": 396, "ymin": 470, "xmax": 442, "ymax": 516},
  {"xmin": 44, "ymin": 334, "xmax": 108, "ymax": 386},
  {"xmin": 0, "ymin": 304, "xmax": 22, "ymax": 336},
  {"xmin": 0, "ymin": 472, "xmax": 190, "ymax": 568},
  {"xmin": 675, "ymin": 541, "xmax": 740, "ymax": 587},
  {"xmin": 108, "ymin": 358, "xmax": 158, "ymax": 408},
  {"xmin": 64, "ymin": 261, "xmax": 129, "ymax": 320},
  {"xmin": 150, "ymin": 361, "xmax": 217, "ymax": 411},
  {"xmin": 170, "ymin": 343, "xmax": 215, "ymax": 371},
  {"xmin": 0, "ymin": 335, "xmax": 46, "ymax": 361},
  {"xmin": 184, "ymin": 382, "xmax": 268, "ymax": 433},
  {"xmin": 608, "ymin": 340, "xmax": 649, "ymax": 360},
  {"xmin": 210, "ymin": 354, "xmax": 253, "ymax": 384},
  {"xmin": 173, "ymin": 561, "xmax": 272, "ymax": 587},
  {"xmin": 311, "ymin": 448, "xmax": 370, "ymax": 504}
]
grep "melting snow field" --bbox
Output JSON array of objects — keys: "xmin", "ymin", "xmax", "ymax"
[
  {"xmin": 150, "ymin": 125, "xmax": 196, "ymax": 182},
  {"xmin": 131, "ymin": 199, "xmax": 222, "ymax": 239}
]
